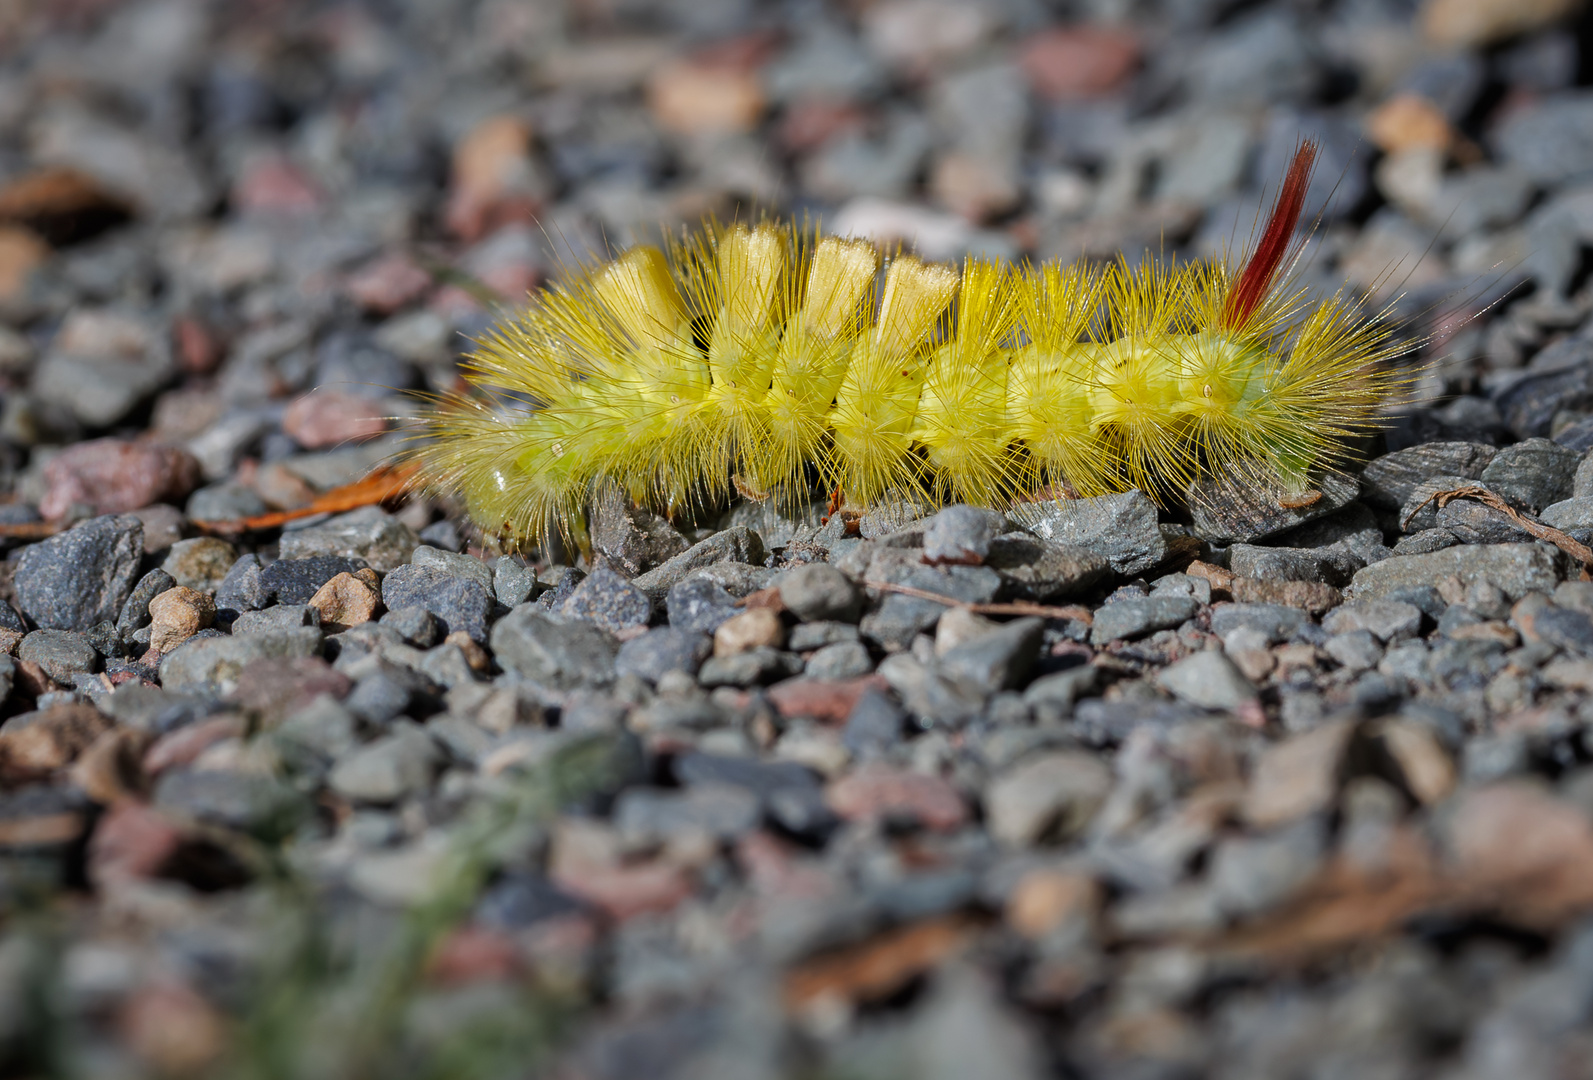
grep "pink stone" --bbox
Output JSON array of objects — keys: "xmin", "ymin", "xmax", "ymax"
[
  {"xmin": 345, "ymin": 252, "xmax": 432, "ymax": 314},
  {"xmin": 1018, "ymin": 26, "xmax": 1140, "ymax": 101},
  {"xmin": 232, "ymin": 153, "xmax": 323, "ymax": 215},
  {"xmin": 38, "ymin": 438, "xmax": 202, "ymax": 521},
  {"xmin": 827, "ymin": 764, "xmax": 968, "ymax": 831},
  {"xmin": 281, "ymin": 390, "xmax": 390, "ymax": 449}
]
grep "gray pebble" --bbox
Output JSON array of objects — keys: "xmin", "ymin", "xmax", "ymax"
[
  {"xmin": 277, "ymin": 506, "xmax": 418, "ymax": 572},
  {"xmin": 778, "ymin": 563, "xmax": 861, "ymax": 623},
  {"xmin": 1090, "ymin": 595, "xmax": 1200, "ymax": 646},
  {"xmin": 1478, "ymin": 437, "xmax": 1579, "ymax": 513},
  {"xmin": 666, "ymin": 578, "xmax": 741, "ymax": 635},
  {"xmin": 938, "ymin": 617, "xmax": 1043, "ymax": 692},
  {"xmin": 1324, "ymin": 630, "xmax": 1384, "ymax": 672},
  {"xmin": 215, "ymin": 554, "xmax": 268, "ymax": 616},
  {"xmin": 613, "ymin": 785, "xmax": 761, "ymax": 843},
  {"xmin": 844, "ymin": 688, "xmax": 907, "ymax": 755},
  {"xmin": 559, "ymin": 567, "xmax": 652, "ymax": 635},
  {"xmin": 1155, "ymin": 650, "xmax": 1257, "ymax": 709},
  {"xmin": 490, "ymin": 607, "xmax": 617, "ymax": 690},
  {"xmin": 1211, "ymin": 603, "xmax": 1309, "ymax": 645},
  {"xmin": 158, "ymin": 628, "xmax": 324, "ymax": 691},
  {"xmin": 805, "ymin": 640, "xmax": 874, "ymax": 680},
  {"xmin": 1322, "ymin": 600, "xmax": 1423, "ymax": 642},
  {"xmin": 697, "ymin": 647, "xmax": 804, "ymax": 688},
  {"xmin": 1358, "ymin": 441, "xmax": 1497, "ymax": 510},
  {"xmin": 14, "ymin": 514, "xmax": 144, "ymax": 632},
  {"xmin": 154, "ymin": 769, "xmax": 307, "ymax": 837},
  {"xmin": 1347, "ymin": 543, "xmax": 1560, "ymax": 602},
  {"xmin": 17, "ymin": 629, "xmax": 100, "ymax": 683},
  {"xmin": 630, "ymin": 526, "xmax": 766, "ymax": 601},
  {"xmin": 381, "ymin": 563, "xmax": 493, "ymax": 642},
  {"xmin": 231, "ymin": 605, "xmax": 319, "ymax": 635},
  {"xmin": 614, "ymin": 627, "xmax": 711, "ymax": 683},
  {"xmin": 410, "ymin": 545, "xmax": 494, "ymax": 594},
  {"xmin": 379, "ymin": 605, "xmax": 439, "ymax": 648},
  {"xmin": 1227, "ymin": 543, "xmax": 1358, "ymax": 586},
  {"xmin": 1020, "ymin": 490, "xmax": 1166, "ymax": 575},
  {"xmin": 493, "ymin": 559, "xmax": 539, "ymax": 607},
  {"xmin": 328, "ymin": 725, "xmax": 440, "ymax": 803},
  {"xmin": 260, "ymin": 556, "xmax": 368, "ymax": 606},
  {"xmin": 921, "ymin": 504, "xmax": 1000, "ymax": 565},
  {"xmin": 789, "ymin": 621, "xmax": 861, "ymax": 650}
]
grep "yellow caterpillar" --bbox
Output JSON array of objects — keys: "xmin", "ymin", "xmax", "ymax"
[{"xmin": 415, "ymin": 143, "xmax": 1406, "ymax": 554}]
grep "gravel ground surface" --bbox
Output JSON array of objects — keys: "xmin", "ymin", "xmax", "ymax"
[{"xmin": 5, "ymin": 0, "xmax": 1593, "ymax": 1077}]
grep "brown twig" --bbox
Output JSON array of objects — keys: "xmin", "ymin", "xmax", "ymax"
[
  {"xmin": 1401, "ymin": 484, "xmax": 1593, "ymax": 570},
  {"xmin": 862, "ymin": 578, "xmax": 1093, "ymax": 624},
  {"xmin": 194, "ymin": 462, "xmax": 420, "ymax": 536},
  {"xmin": 0, "ymin": 520, "xmax": 61, "ymax": 541}
]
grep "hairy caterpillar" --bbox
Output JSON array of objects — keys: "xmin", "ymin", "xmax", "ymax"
[{"xmin": 415, "ymin": 142, "xmax": 1406, "ymax": 554}]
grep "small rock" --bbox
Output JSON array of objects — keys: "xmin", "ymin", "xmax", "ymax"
[
  {"xmin": 1347, "ymin": 542, "xmax": 1560, "ymax": 602},
  {"xmin": 345, "ymin": 252, "xmax": 431, "ymax": 314},
  {"xmin": 1227, "ymin": 543, "xmax": 1358, "ymax": 586},
  {"xmin": 1006, "ymin": 869, "xmax": 1100, "ymax": 939},
  {"xmin": 779, "ymin": 563, "xmax": 862, "ymax": 623},
  {"xmin": 613, "ymin": 784, "xmax": 761, "ymax": 843},
  {"xmin": 281, "ymin": 391, "xmax": 390, "ymax": 449},
  {"xmin": 922, "ymin": 505, "xmax": 1000, "ymax": 565},
  {"xmin": 159, "ymin": 537, "xmax": 237, "ymax": 593},
  {"xmin": 1090, "ymin": 595, "xmax": 1199, "ymax": 646},
  {"xmin": 1229, "ymin": 577, "xmax": 1342, "ymax": 615},
  {"xmin": 984, "ymin": 536, "xmax": 1110, "ymax": 602},
  {"xmin": 306, "ymin": 572, "xmax": 381, "ymax": 632},
  {"xmin": 698, "ymin": 647, "xmax": 805, "ymax": 687},
  {"xmin": 666, "ymin": 577, "xmax": 741, "ymax": 634},
  {"xmin": 826, "ymin": 763, "xmax": 968, "ymax": 831},
  {"xmin": 1020, "ymin": 491, "xmax": 1166, "ymax": 575},
  {"xmin": 380, "ymin": 563, "xmax": 492, "ymax": 642},
  {"xmin": 490, "ymin": 608, "xmax": 617, "ymax": 690},
  {"xmin": 259, "ymin": 555, "xmax": 368, "ymax": 606},
  {"xmin": 1155, "ymin": 651, "xmax": 1258, "ymax": 711},
  {"xmin": 158, "ymin": 628, "xmax": 323, "ymax": 692},
  {"xmin": 1421, "ymin": 0, "xmax": 1579, "ymax": 48},
  {"xmin": 277, "ymin": 506, "xmax": 418, "ymax": 573},
  {"xmin": 938, "ymin": 616, "xmax": 1043, "ymax": 692},
  {"xmin": 614, "ymin": 627, "xmax": 711, "ymax": 683},
  {"xmin": 445, "ymin": 115, "xmax": 545, "ymax": 242},
  {"xmin": 14, "ymin": 515, "xmax": 145, "ymax": 631},
  {"xmin": 647, "ymin": 58, "xmax": 765, "ymax": 137},
  {"xmin": 632, "ymin": 527, "xmax": 767, "ymax": 601},
  {"xmin": 590, "ymin": 489, "xmax": 690, "ymax": 577},
  {"xmin": 1324, "ymin": 630, "xmax": 1384, "ymax": 672},
  {"xmin": 1477, "ymin": 437, "xmax": 1578, "ymax": 513},
  {"xmin": 843, "ymin": 687, "xmax": 908, "ymax": 754},
  {"xmin": 806, "ymin": 640, "xmax": 875, "ymax": 680},
  {"xmin": 1187, "ymin": 470, "xmax": 1360, "ymax": 544},
  {"xmin": 17, "ymin": 630, "xmax": 99, "ymax": 684},
  {"xmin": 116, "ymin": 569, "xmax": 176, "ymax": 641},
  {"xmin": 1244, "ymin": 718, "xmax": 1358, "ymax": 827},
  {"xmin": 231, "ymin": 605, "xmax": 319, "ymax": 635},
  {"xmin": 1378, "ymin": 719, "xmax": 1455, "ymax": 804},
  {"xmin": 146, "ymin": 587, "xmax": 215, "ymax": 653},
  {"xmin": 986, "ymin": 750, "xmax": 1112, "ymax": 847},
  {"xmin": 37, "ymin": 439, "xmax": 200, "ymax": 522},
  {"xmin": 1322, "ymin": 600, "xmax": 1424, "ymax": 642},
  {"xmin": 493, "ymin": 559, "xmax": 539, "ymax": 607},
  {"xmin": 328, "ymin": 724, "xmax": 440, "ymax": 803},
  {"xmin": 411, "ymin": 545, "xmax": 494, "ymax": 594},
  {"xmin": 153, "ymin": 769, "xmax": 306, "ymax": 836},
  {"xmin": 1211, "ymin": 817, "xmax": 1326, "ymax": 918},
  {"xmin": 714, "ymin": 608, "xmax": 785, "ymax": 657},
  {"xmin": 560, "ymin": 567, "xmax": 653, "ymax": 635}
]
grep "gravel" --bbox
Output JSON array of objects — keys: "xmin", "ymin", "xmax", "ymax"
[{"xmin": 7, "ymin": 0, "xmax": 1593, "ymax": 1075}]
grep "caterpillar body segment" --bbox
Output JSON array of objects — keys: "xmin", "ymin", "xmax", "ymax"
[{"xmin": 414, "ymin": 142, "xmax": 1405, "ymax": 554}]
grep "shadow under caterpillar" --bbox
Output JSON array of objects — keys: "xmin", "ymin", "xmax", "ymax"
[{"xmin": 414, "ymin": 141, "xmax": 1408, "ymax": 555}]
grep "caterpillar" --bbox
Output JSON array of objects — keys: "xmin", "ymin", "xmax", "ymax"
[{"xmin": 414, "ymin": 141, "xmax": 1407, "ymax": 555}]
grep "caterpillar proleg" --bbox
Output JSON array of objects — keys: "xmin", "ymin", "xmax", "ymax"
[{"xmin": 414, "ymin": 141, "xmax": 1407, "ymax": 554}]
